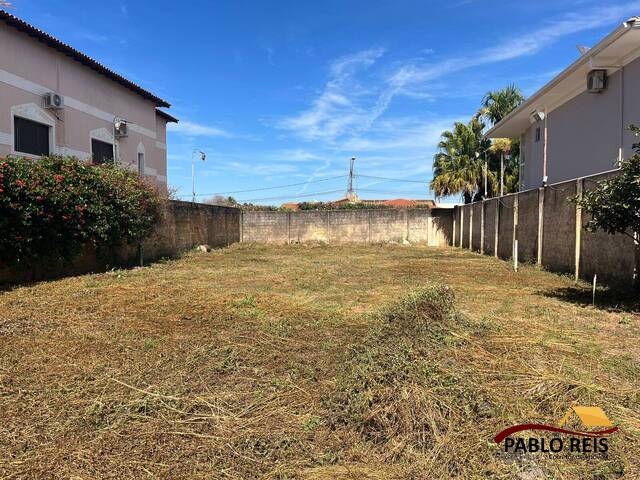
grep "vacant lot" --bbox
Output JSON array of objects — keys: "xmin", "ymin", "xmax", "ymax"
[{"xmin": 1, "ymin": 244, "xmax": 639, "ymax": 479}]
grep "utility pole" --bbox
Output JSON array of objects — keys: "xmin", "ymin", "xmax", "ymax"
[
  {"xmin": 192, "ymin": 149, "xmax": 206, "ymax": 203},
  {"xmin": 500, "ymin": 152, "xmax": 504, "ymax": 197},
  {"xmin": 347, "ymin": 156, "xmax": 356, "ymax": 200},
  {"xmin": 484, "ymin": 159, "xmax": 488, "ymax": 198}
]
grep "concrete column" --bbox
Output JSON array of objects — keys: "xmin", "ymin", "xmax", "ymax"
[
  {"xmin": 287, "ymin": 211, "xmax": 292, "ymax": 244},
  {"xmin": 459, "ymin": 208, "xmax": 464, "ymax": 248},
  {"xmin": 480, "ymin": 200, "xmax": 485, "ymax": 254},
  {"xmin": 405, "ymin": 209, "xmax": 410, "ymax": 242},
  {"xmin": 224, "ymin": 209, "xmax": 229, "ymax": 245},
  {"xmin": 537, "ymin": 187, "xmax": 544, "ymax": 265},
  {"xmin": 575, "ymin": 178, "xmax": 583, "ymax": 282},
  {"xmin": 494, "ymin": 200, "xmax": 499, "ymax": 258},
  {"xmin": 469, "ymin": 206, "xmax": 473, "ymax": 250},
  {"xmin": 452, "ymin": 207, "xmax": 457, "ymax": 247}
]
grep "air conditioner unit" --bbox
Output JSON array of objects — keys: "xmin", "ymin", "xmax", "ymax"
[
  {"xmin": 43, "ymin": 92, "xmax": 64, "ymax": 109},
  {"xmin": 587, "ymin": 69, "xmax": 607, "ymax": 93},
  {"xmin": 114, "ymin": 118, "xmax": 128, "ymax": 137}
]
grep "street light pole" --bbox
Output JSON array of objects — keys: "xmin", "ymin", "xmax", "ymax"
[
  {"xmin": 192, "ymin": 149, "xmax": 206, "ymax": 203},
  {"xmin": 484, "ymin": 159, "xmax": 488, "ymax": 197},
  {"xmin": 500, "ymin": 152, "xmax": 504, "ymax": 197}
]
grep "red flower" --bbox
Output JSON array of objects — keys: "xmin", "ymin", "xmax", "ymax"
[
  {"xmin": 15, "ymin": 179, "xmax": 27, "ymax": 188},
  {"xmin": 36, "ymin": 196, "xmax": 44, "ymax": 202},
  {"xmin": 62, "ymin": 214, "xmax": 71, "ymax": 221},
  {"xmin": 55, "ymin": 175, "xmax": 64, "ymax": 183}
]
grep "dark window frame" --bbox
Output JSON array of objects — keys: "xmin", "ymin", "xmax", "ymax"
[
  {"xmin": 91, "ymin": 138, "xmax": 114, "ymax": 164},
  {"xmin": 535, "ymin": 126, "xmax": 541, "ymax": 142},
  {"xmin": 14, "ymin": 116, "xmax": 51, "ymax": 156}
]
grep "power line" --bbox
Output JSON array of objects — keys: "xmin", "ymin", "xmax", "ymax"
[
  {"xmin": 358, "ymin": 188, "xmax": 429, "ymax": 196},
  {"xmin": 239, "ymin": 189, "xmax": 346, "ymax": 203},
  {"xmin": 175, "ymin": 174, "xmax": 347, "ymax": 198},
  {"xmin": 357, "ymin": 174, "xmax": 428, "ymax": 184}
]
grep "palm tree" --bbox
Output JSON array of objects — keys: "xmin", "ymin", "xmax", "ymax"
[
  {"xmin": 431, "ymin": 118, "xmax": 494, "ymax": 203},
  {"xmin": 477, "ymin": 85, "xmax": 525, "ymax": 194},
  {"xmin": 477, "ymin": 84, "xmax": 525, "ymax": 126}
]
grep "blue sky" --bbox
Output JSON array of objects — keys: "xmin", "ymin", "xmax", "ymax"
[{"xmin": 10, "ymin": 0, "xmax": 640, "ymax": 204}]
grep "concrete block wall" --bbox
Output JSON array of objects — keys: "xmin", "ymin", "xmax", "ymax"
[
  {"xmin": 471, "ymin": 202, "xmax": 483, "ymax": 252},
  {"xmin": 241, "ymin": 208, "xmax": 453, "ymax": 246},
  {"xmin": 542, "ymin": 182, "xmax": 576, "ymax": 274},
  {"xmin": 483, "ymin": 199, "xmax": 498, "ymax": 257},
  {"xmin": 497, "ymin": 196, "xmax": 514, "ymax": 260},
  {"xmin": 1, "ymin": 200, "xmax": 240, "ymax": 284},
  {"xmin": 451, "ymin": 171, "xmax": 637, "ymax": 287},
  {"xmin": 516, "ymin": 189, "xmax": 539, "ymax": 263}
]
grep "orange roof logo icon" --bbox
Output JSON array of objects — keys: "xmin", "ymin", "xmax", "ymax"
[{"xmin": 558, "ymin": 406, "xmax": 613, "ymax": 428}]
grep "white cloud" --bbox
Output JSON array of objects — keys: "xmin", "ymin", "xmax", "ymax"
[
  {"xmin": 168, "ymin": 120, "xmax": 231, "ymax": 138},
  {"xmin": 279, "ymin": 2, "xmax": 638, "ymax": 147},
  {"xmin": 277, "ymin": 48, "xmax": 384, "ymax": 142}
]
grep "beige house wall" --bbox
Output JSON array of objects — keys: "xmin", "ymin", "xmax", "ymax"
[
  {"xmin": 0, "ymin": 23, "xmax": 169, "ymax": 187},
  {"xmin": 520, "ymin": 55, "xmax": 640, "ymax": 189}
]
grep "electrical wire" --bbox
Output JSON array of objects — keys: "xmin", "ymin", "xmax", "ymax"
[
  {"xmin": 175, "ymin": 174, "xmax": 348, "ymax": 198},
  {"xmin": 357, "ymin": 174, "xmax": 428, "ymax": 184},
  {"xmin": 238, "ymin": 189, "xmax": 346, "ymax": 203}
]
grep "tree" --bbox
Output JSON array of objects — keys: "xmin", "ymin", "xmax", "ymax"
[
  {"xmin": 204, "ymin": 195, "xmax": 238, "ymax": 206},
  {"xmin": 573, "ymin": 125, "xmax": 640, "ymax": 240},
  {"xmin": 477, "ymin": 84, "xmax": 525, "ymax": 126},
  {"xmin": 478, "ymin": 85, "xmax": 525, "ymax": 194},
  {"xmin": 430, "ymin": 118, "xmax": 494, "ymax": 203}
]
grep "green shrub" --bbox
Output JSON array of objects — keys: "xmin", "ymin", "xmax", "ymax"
[{"xmin": 0, "ymin": 155, "xmax": 160, "ymax": 268}]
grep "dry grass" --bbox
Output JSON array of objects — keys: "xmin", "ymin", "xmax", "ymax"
[{"xmin": 0, "ymin": 243, "xmax": 638, "ymax": 479}]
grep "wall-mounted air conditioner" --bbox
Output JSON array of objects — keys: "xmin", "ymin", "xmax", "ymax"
[
  {"xmin": 114, "ymin": 118, "xmax": 128, "ymax": 138},
  {"xmin": 43, "ymin": 92, "xmax": 64, "ymax": 109},
  {"xmin": 587, "ymin": 69, "xmax": 607, "ymax": 93}
]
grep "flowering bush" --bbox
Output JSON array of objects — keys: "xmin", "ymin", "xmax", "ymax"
[{"xmin": 0, "ymin": 155, "xmax": 160, "ymax": 268}]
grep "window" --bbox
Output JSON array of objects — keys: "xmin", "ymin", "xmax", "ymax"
[
  {"xmin": 91, "ymin": 139, "xmax": 114, "ymax": 164},
  {"xmin": 137, "ymin": 152, "xmax": 145, "ymax": 175},
  {"xmin": 535, "ymin": 126, "xmax": 541, "ymax": 143},
  {"xmin": 14, "ymin": 116, "xmax": 50, "ymax": 156}
]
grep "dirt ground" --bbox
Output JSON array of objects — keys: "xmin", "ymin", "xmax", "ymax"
[{"xmin": 1, "ymin": 244, "xmax": 638, "ymax": 479}]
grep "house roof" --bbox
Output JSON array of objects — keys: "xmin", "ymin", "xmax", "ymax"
[
  {"xmin": 156, "ymin": 109, "xmax": 179, "ymax": 123},
  {"xmin": 486, "ymin": 16, "xmax": 640, "ymax": 139},
  {"xmin": 0, "ymin": 9, "xmax": 171, "ymax": 108}
]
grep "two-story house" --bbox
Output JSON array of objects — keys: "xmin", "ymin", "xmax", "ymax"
[
  {"xmin": 0, "ymin": 10, "xmax": 177, "ymax": 189},
  {"xmin": 486, "ymin": 16, "xmax": 640, "ymax": 190}
]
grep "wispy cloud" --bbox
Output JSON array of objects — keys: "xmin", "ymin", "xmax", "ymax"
[
  {"xmin": 277, "ymin": 48, "xmax": 384, "ymax": 142},
  {"xmin": 279, "ymin": 2, "xmax": 637, "ymax": 146},
  {"xmin": 168, "ymin": 120, "xmax": 232, "ymax": 138}
]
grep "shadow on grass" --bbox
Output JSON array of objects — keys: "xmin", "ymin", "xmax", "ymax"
[{"xmin": 539, "ymin": 285, "xmax": 640, "ymax": 313}]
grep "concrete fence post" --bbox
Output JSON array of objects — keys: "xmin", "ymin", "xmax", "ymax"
[
  {"xmin": 513, "ymin": 194, "xmax": 519, "ymax": 271},
  {"xmin": 575, "ymin": 178, "xmax": 584, "ymax": 282},
  {"xmin": 452, "ymin": 207, "xmax": 457, "ymax": 247},
  {"xmin": 480, "ymin": 200, "xmax": 485, "ymax": 254},
  {"xmin": 287, "ymin": 211, "xmax": 292, "ymax": 244},
  {"xmin": 327, "ymin": 211, "xmax": 331, "ymax": 244},
  {"xmin": 460, "ymin": 208, "xmax": 464, "ymax": 248},
  {"xmin": 405, "ymin": 209, "xmax": 410, "ymax": 242},
  {"xmin": 537, "ymin": 187, "xmax": 544, "ymax": 266},
  {"xmin": 368, "ymin": 210, "xmax": 372, "ymax": 243},
  {"xmin": 469, "ymin": 205, "xmax": 473, "ymax": 250},
  {"xmin": 240, "ymin": 210, "xmax": 244, "ymax": 243},
  {"xmin": 494, "ymin": 199, "xmax": 500, "ymax": 258}
]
